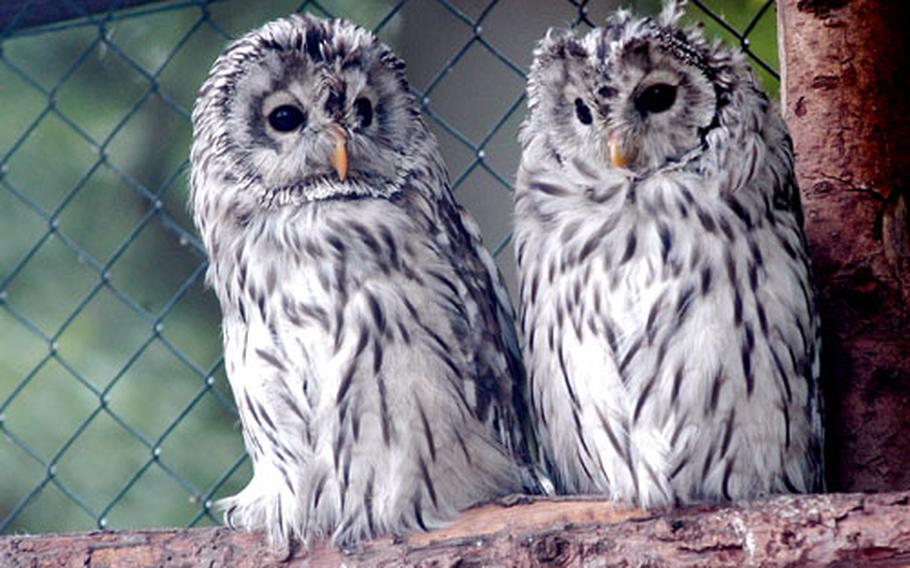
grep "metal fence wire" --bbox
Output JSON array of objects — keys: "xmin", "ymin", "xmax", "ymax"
[{"xmin": 0, "ymin": 0, "xmax": 779, "ymax": 534}]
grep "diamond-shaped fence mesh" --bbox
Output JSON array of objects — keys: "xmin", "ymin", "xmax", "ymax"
[{"xmin": 0, "ymin": 0, "xmax": 778, "ymax": 534}]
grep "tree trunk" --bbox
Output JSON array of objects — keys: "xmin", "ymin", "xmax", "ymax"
[{"xmin": 777, "ymin": 0, "xmax": 910, "ymax": 492}]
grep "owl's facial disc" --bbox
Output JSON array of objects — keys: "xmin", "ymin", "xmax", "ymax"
[
  {"xmin": 607, "ymin": 69, "xmax": 683, "ymax": 168},
  {"xmin": 199, "ymin": 14, "xmax": 424, "ymax": 206},
  {"xmin": 259, "ymin": 89, "xmax": 346, "ymax": 180},
  {"xmin": 253, "ymin": 74, "xmax": 344, "ymax": 181},
  {"xmin": 597, "ymin": 40, "xmax": 716, "ymax": 172},
  {"xmin": 232, "ymin": 56, "xmax": 406, "ymax": 202}
]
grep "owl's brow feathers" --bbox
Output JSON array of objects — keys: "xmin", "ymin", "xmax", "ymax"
[{"xmin": 198, "ymin": 16, "xmax": 408, "ymax": 111}]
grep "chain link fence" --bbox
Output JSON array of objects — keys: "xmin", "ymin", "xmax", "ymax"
[{"xmin": 0, "ymin": 0, "xmax": 778, "ymax": 534}]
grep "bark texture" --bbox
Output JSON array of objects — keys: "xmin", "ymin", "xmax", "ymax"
[
  {"xmin": 1, "ymin": 493, "xmax": 909, "ymax": 567},
  {"xmin": 777, "ymin": 0, "xmax": 910, "ymax": 492}
]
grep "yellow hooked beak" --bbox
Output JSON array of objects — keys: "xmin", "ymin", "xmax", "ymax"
[
  {"xmin": 609, "ymin": 134, "xmax": 628, "ymax": 169},
  {"xmin": 329, "ymin": 125, "xmax": 348, "ymax": 181}
]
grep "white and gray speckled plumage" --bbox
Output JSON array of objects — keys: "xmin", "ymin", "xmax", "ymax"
[
  {"xmin": 190, "ymin": 14, "xmax": 537, "ymax": 547},
  {"xmin": 515, "ymin": 1, "xmax": 823, "ymax": 507}
]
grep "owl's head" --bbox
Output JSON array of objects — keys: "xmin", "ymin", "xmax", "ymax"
[
  {"xmin": 523, "ymin": 1, "xmax": 761, "ymax": 175},
  {"xmin": 191, "ymin": 14, "xmax": 427, "ymax": 208}
]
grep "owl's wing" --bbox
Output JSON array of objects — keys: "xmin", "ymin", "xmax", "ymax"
[
  {"xmin": 431, "ymin": 188, "xmax": 543, "ymax": 491},
  {"xmin": 775, "ymin": 172, "xmax": 825, "ymax": 490}
]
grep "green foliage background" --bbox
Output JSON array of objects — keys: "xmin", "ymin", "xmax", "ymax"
[{"xmin": 0, "ymin": 0, "xmax": 778, "ymax": 534}]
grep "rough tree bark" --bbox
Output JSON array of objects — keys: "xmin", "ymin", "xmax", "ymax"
[
  {"xmin": 1, "ymin": 493, "xmax": 909, "ymax": 567},
  {"xmin": 777, "ymin": 0, "xmax": 910, "ymax": 492}
]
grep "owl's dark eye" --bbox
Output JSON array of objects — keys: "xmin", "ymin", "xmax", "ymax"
[
  {"xmin": 635, "ymin": 83, "xmax": 678, "ymax": 115},
  {"xmin": 574, "ymin": 98, "xmax": 593, "ymax": 125},
  {"xmin": 268, "ymin": 105, "xmax": 307, "ymax": 132},
  {"xmin": 354, "ymin": 97, "xmax": 373, "ymax": 128}
]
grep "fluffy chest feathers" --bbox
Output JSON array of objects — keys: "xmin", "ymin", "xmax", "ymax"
[
  {"xmin": 213, "ymin": 199, "xmax": 416, "ymax": 460},
  {"xmin": 213, "ymin": 197, "xmax": 433, "ymax": 393},
  {"xmin": 203, "ymin": 190, "xmax": 530, "ymax": 543},
  {"xmin": 515, "ymin": 157, "xmax": 821, "ymax": 504},
  {"xmin": 517, "ymin": 169, "xmax": 717, "ymax": 354}
]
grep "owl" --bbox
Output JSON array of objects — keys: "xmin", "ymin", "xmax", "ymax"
[
  {"xmin": 189, "ymin": 14, "xmax": 538, "ymax": 547},
  {"xmin": 514, "ymin": 1, "xmax": 823, "ymax": 508}
]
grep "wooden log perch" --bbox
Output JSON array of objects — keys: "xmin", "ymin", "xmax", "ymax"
[{"xmin": 2, "ymin": 492, "xmax": 909, "ymax": 567}]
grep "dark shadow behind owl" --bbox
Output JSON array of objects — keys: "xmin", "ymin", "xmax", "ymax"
[
  {"xmin": 189, "ymin": 13, "xmax": 540, "ymax": 547},
  {"xmin": 514, "ymin": 0, "xmax": 823, "ymax": 506}
]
